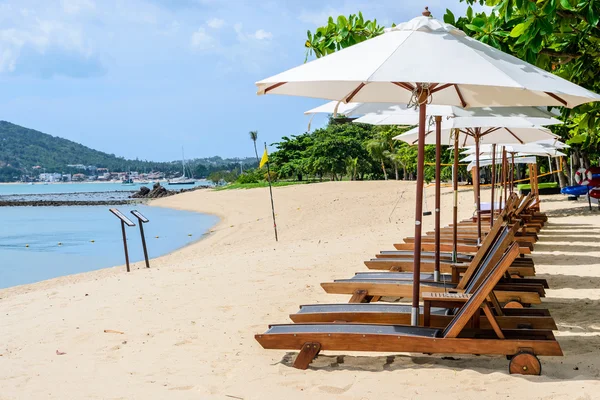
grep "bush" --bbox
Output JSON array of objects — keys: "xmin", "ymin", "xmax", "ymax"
[
  {"xmin": 236, "ymin": 169, "xmax": 263, "ymax": 184},
  {"xmin": 264, "ymin": 170, "xmax": 278, "ymax": 182}
]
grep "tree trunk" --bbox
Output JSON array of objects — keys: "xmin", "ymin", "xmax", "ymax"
[
  {"xmin": 555, "ymin": 158, "xmax": 568, "ymax": 188},
  {"xmin": 394, "ymin": 162, "xmax": 399, "ymax": 180},
  {"xmin": 381, "ymin": 160, "xmax": 388, "ymax": 180},
  {"xmin": 402, "ymin": 166, "xmax": 407, "ymax": 181},
  {"xmin": 253, "ymin": 142, "xmax": 260, "ymax": 166}
]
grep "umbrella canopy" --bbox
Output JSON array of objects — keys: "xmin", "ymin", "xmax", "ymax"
[
  {"xmin": 352, "ymin": 106, "xmax": 563, "ymax": 128},
  {"xmin": 257, "ymin": 16, "xmax": 600, "ymax": 108},
  {"xmin": 465, "ymin": 156, "xmax": 538, "ymax": 172},
  {"xmin": 461, "ymin": 143, "xmax": 567, "ymax": 157},
  {"xmin": 304, "ymin": 101, "xmax": 454, "ymax": 118},
  {"xmin": 394, "ymin": 126, "xmax": 559, "ymax": 146}
]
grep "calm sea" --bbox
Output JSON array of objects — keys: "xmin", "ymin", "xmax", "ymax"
[{"xmin": 0, "ymin": 184, "xmax": 218, "ymax": 289}]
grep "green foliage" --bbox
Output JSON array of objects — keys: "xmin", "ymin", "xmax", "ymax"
[
  {"xmin": 236, "ymin": 169, "xmax": 264, "ymax": 184},
  {"xmin": 208, "ymin": 170, "xmax": 239, "ymax": 184},
  {"xmin": 447, "ymin": 1, "xmax": 600, "ymax": 157},
  {"xmin": 305, "ymin": 12, "xmax": 384, "ymax": 60},
  {"xmin": 214, "ymin": 181, "xmax": 314, "ymax": 191}
]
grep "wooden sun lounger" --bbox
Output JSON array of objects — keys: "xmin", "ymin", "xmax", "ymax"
[
  {"xmin": 256, "ymin": 243, "xmax": 562, "ymax": 374},
  {"xmin": 367, "ymin": 216, "xmax": 538, "ymax": 279},
  {"xmin": 322, "ymin": 225, "xmax": 544, "ymax": 306}
]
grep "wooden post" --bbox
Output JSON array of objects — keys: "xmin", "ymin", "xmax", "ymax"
[
  {"xmin": 490, "ymin": 144, "xmax": 496, "ymax": 228},
  {"xmin": 434, "ymin": 116, "xmax": 442, "ymax": 281},
  {"xmin": 411, "ymin": 97, "xmax": 427, "ymax": 326},
  {"xmin": 474, "ymin": 131, "xmax": 482, "ymax": 244},
  {"xmin": 452, "ymin": 130, "xmax": 459, "ymax": 263}
]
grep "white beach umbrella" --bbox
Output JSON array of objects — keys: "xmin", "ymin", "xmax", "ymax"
[
  {"xmin": 465, "ymin": 156, "xmax": 538, "ymax": 172},
  {"xmin": 461, "ymin": 143, "xmax": 567, "ymax": 157},
  {"xmin": 394, "ymin": 126, "xmax": 559, "ymax": 146},
  {"xmin": 304, "ymin": 101, "xmax": 454, "ymax": 118},
  {"xmin": 256, "ymin": 9, "xmax": 600, "ymax": 325},
  {"xmin": 258, "ymin": 16, "xmax": 600, "ymax": 108},
  {"xmin": 353, "ymin": 106, "xmax": 563, "ymax": 127}
]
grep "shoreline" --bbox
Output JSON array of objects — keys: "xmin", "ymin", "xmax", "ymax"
[{"xmin": 1, "ymin": 181, "xmax": 599, "ymax": 399}]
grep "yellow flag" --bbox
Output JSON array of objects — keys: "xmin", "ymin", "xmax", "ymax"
[{"xmin": 259, "ymin": 148, "xmax": 269, "ymax": 168}]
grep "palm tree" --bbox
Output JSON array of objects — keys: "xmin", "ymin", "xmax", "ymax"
[
  {"xmin": 366, "ymin": 139, "xmax": 388, "ymax": 180},
  {"xmin": 249, "ymin": 131, "xmax": 259, "ymax": 165}
]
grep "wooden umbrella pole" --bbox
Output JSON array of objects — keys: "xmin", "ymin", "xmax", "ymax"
[
  {"xmin": 411, "ymin": 97, "xmax": 428, "ymax": 326},
  {"xmin": 434, "ymin": 116, "xmax": 442, "ymax": 282},
  {"xmin": 498, "ymin": 147, "xmax": 503, "ymax": 215},
  {"xmin": 490, "ymin": 144, "xmax": 496, "ymax": 228},
  {"xmin": 474, "ymin": 131, "xmax": 482, "ymax": 244},
  {"xmin": 503, "ymin": 147, "xmax": 508, "ymax": 204},
  {"xmin": 511, "ymin": 152, "xmax": 515, "ymax": 194},
  {"xmin": 452, "ymin": 130, "xmax": 459, "ymax": 263}
]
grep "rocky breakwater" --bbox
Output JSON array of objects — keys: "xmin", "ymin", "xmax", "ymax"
[{"xmin": 130, "ymin": 183, "xmax": 208, "ymax": 199}]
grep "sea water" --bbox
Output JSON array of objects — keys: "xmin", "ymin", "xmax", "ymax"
[
  {"xmin": 0, "ymin": 181, "xmax": 212, "ymax": 202},
  {"xmin": 0, "ymin": 205, "xmax": 218, "ymax": 289}
]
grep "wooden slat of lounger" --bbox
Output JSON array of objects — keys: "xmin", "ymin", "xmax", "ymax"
[
  {"xmin": 255, "ymin": 328, "xmax": 563, "ymax": 356},
  {"xmin": 320, "ymin": 281, "xmax": 541, "ymax": 304},
  {"xmin": 289, "ymin": 309, "xmax": 558, "ymax": 330},
  {"xmin": 363, "ymin": 260, "xmax": 536, "ymax": 277}
]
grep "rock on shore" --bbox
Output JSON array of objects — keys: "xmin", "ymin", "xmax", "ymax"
[{"xmin": 130, "ymin": 182, "xmax": 208, "ymax": 199}]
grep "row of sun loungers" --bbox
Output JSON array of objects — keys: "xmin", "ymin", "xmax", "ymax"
[{"xmin": 256, "ymin": 193, "xmax": 561, "ymax": 375}]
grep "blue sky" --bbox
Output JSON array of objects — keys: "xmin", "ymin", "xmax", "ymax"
[{"xmin": 0, "ymin": 0, "xmax": 486, "ymax": 161}]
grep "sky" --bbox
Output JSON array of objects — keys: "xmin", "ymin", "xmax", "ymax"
[{"xmin": 0, "ymin": 0, "xmax": 487, "ymax": 162}]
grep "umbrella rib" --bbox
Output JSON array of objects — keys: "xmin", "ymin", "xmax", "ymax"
[
  {"xmin": 481, "ymin": 127, "xmax": 500, "ymax": 136},
  {"xmin": 264, "ymin": 82, "xmax": 287, "ymax": 94},
  {"xmin": 345, "ymin": 83, "xmax": 366, "ymax": 103},
  {"xmin": 393, "ymin": 82, "xmax": 416, "ymax": 92},
  {"xmin": 505, "ymin": 128, "xmax": 524, "ymax": 144},
  {"xmin": 431, "ymin": 83, "xmax": 453, "ymax": 93},
  {"xmin": 453, "ymin": 85, "xmax": 467, "ymax": 108},
  {"xmin": 545, "ymin": 92, "xmax": 568, "ymax": 106}
]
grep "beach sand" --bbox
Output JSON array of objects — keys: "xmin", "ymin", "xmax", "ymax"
[{"xmin": 1, "ymin": 181, "xmax": 599, "ymax": 399}]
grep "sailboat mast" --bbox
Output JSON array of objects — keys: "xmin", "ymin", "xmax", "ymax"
[{"xmin": 181, "ymin": 147, "xmax": 186, "ymax": 178}]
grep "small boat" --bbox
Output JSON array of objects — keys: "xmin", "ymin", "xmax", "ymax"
[{"xmin": 122, "ymin": 178, "xmax": 135, "ymax": 186}]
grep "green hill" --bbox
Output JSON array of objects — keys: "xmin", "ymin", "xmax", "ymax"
[{"xmin": 0, "ymin": 121, "xmax": 256, "ymax": 182}]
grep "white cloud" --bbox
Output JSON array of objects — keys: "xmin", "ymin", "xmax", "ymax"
[
  {"xmin": 232, "ymin": 24, "xmax": 272, "ymax": 42},
  {"xmin": 253, "ymin": 29, "xmax": 272, "ymax": 40},
  {"xmin": 190, "ymin": 27, "xmax": 216, "ymax": 50},
  {"xmin": 61, "ymin": 0, "xmax": 96, "ymax": 15},
  {"xmin": 207, "ymin": 18, "xmax": 225, "ymax": 29}
]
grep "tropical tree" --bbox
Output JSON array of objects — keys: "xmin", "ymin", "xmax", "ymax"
[
  {"xmin": 249, "ymin": 130, "xmax": 260, "ymax": 164},
  {"xmin": 446, "ymin": 0, "xmax": 600, "ymax": 161},
  {"xmin": 365, "ymin": 137, "xmax": 388, "ymax": 180},
  {"xmin": 304, "ymin": 13, "xmax": 385, "ymax": 60},
  {"xmin": 345, "ymin": 156, "xmax": 358, "ymax": 180}
]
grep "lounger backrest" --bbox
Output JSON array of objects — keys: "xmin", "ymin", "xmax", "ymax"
[
  {"xmin": 456, "ymin": 212, "xmax": 507, "ymax": 290},
  {"xmin": 462, "ymin": 226, "xmax": 509, "ymax": 293},
  {"xmin": 515, "ymin": 193, "xmax": 534, "ymax": 215},
  {"xmin": 442, "ymin": 242, "xmax": 520, "ymax": 339},
  {"xmin": 464, "ymin": 223, "xmax": 519, "ymax": 292}
]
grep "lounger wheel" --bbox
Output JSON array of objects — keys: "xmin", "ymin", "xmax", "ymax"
[
  {"xmin": 504, "ymin": 301, "xmax": 524, "ymax": 309},
  {"xmin": 508, "ymin": 352, "xmax": 541, "ymax": 375}
]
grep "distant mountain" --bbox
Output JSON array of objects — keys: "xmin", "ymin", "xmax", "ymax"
[{"xmin": 0, "ymin": 121, "xmax": 256, "ymax": 182}]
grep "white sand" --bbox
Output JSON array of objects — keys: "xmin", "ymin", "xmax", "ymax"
[{"xmin": 1, "ymin": 181, "xmax": 599, "ymax": 399}]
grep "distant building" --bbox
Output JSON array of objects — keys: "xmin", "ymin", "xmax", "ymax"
[
  {"xmin": 62, "ymin": 174, "xmax": 72, "ymax": 182},
  {"xmin": 39, "ymin": 173, "xmax": 63, "ymax": 182},
  {"xmin": 72, "ymin": 173, "xmax": 86, "ymax": 181}
]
